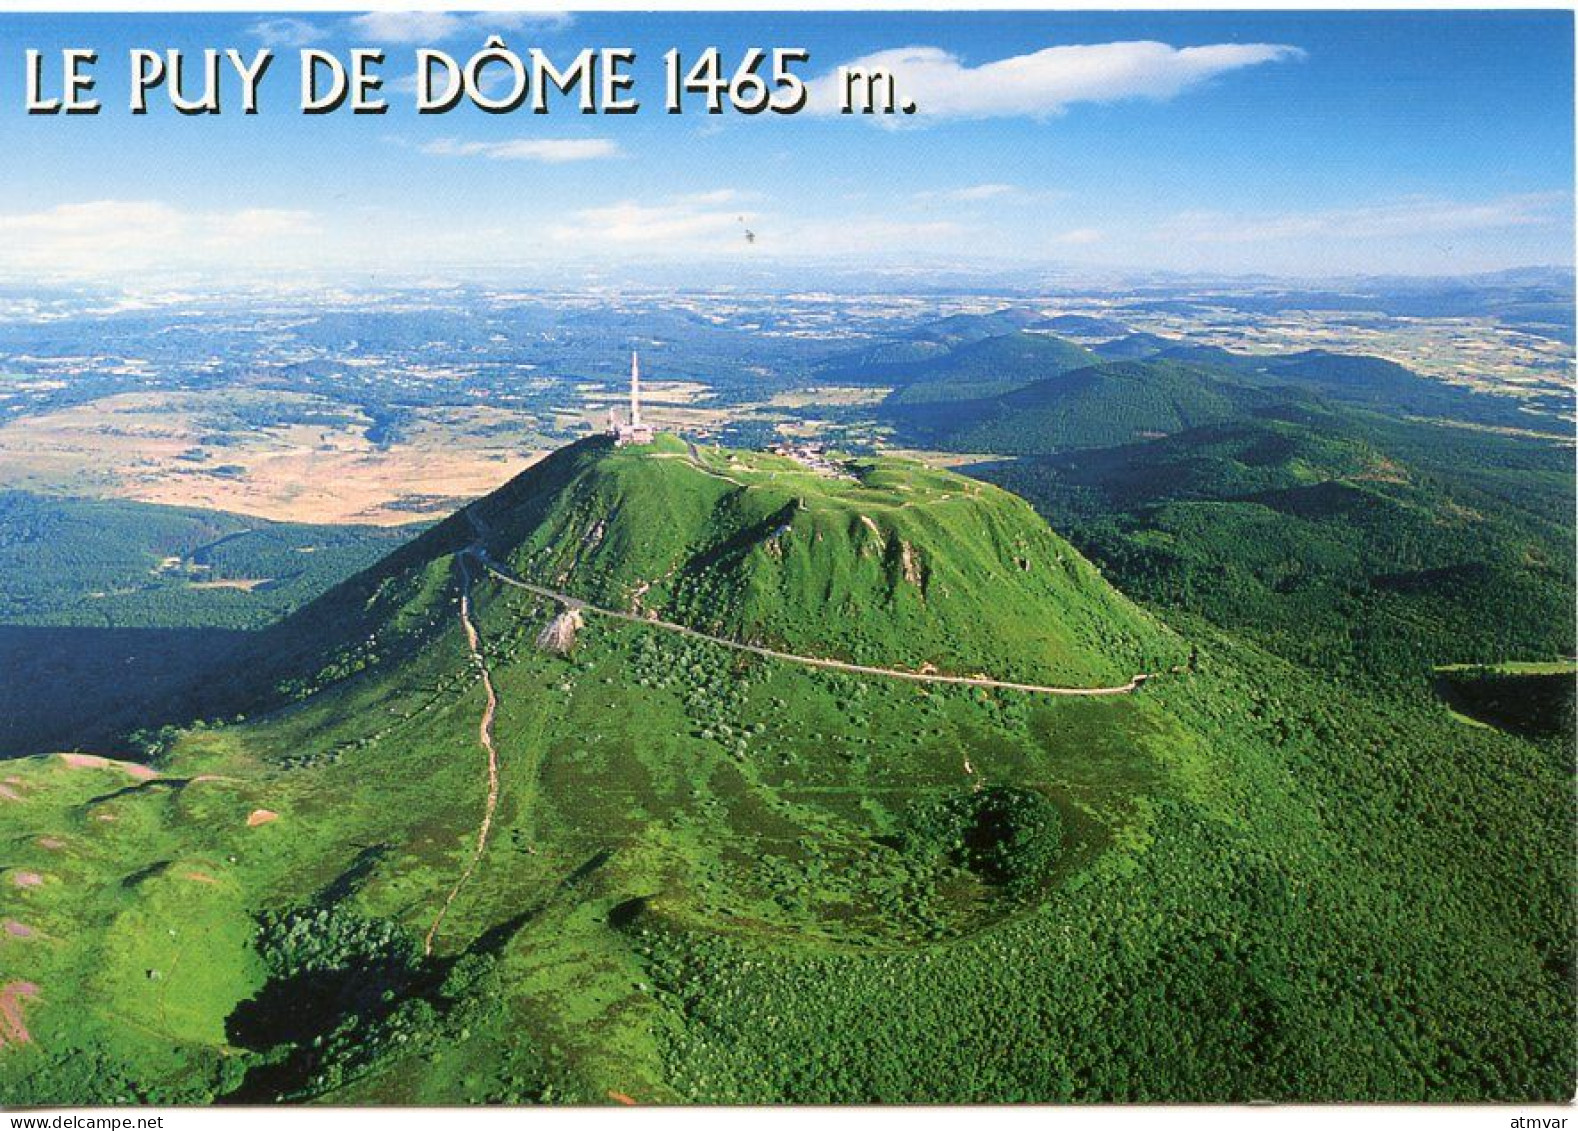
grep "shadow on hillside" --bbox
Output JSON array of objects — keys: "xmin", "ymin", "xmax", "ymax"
[{"xmin": 0, "ymin": 624, "xmax": 250, "ymax": 759}]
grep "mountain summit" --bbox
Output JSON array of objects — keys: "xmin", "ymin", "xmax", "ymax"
[{"xmin": 377, "ymin": 434, "xmax": 1169, "ymax": 690}]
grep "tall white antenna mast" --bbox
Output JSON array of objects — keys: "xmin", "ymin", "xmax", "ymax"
[{"xmin": 630, "ymin": 351, "xmax": 642, "ymax": 428}]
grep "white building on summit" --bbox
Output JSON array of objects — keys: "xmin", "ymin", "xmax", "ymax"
[{"xmin": 609, "ymin": 351, "xmax": 655, "ymax": 447}]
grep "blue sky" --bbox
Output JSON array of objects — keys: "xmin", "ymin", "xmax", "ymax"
[{"xmin": 0, "ymin": 10, "xmax": 1571, "ymax": 283}]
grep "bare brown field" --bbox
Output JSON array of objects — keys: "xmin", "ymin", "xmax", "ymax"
[
  {"xmin": 767, "ymin": 386, "xmax": 893, "ymax": 408},
  {"xmin": 0, "ymin": 390, "xmax": 548, "ymax": 525},
  {"xmin": 0, "ymin": 379, "xmax": 933, "ymax": 526}
]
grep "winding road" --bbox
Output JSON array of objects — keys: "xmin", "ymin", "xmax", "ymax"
[{"xmin": 463, "ymin": 514, "xmax": 1150, "ymax": 698}]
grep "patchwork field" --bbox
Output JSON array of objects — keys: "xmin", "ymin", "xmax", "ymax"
[{"xmin": 0, "ymin": 390, "xmax": 547, "ymax": 525}]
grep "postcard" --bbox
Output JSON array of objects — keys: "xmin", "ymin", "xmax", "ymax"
[{"xmin": 0, "ymin": 6, "xmax": 1572, "ymax": 1119}]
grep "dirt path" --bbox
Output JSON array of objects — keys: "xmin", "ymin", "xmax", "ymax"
[
  {"xmin": 424, "ymin": 553, "xmax": 504, "ymax": 957},
  {"xmin": 469, "ymin": 545, "xmax": 1150, "ymax": 698},
  {"xmin": 0, "ymin": 982, "xmax": 38, "ymax": 1050}
]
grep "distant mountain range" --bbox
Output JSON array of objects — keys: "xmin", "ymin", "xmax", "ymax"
[{"xmin": 863, "ymin": 321, "xmax": 1566, "ymax": 454}]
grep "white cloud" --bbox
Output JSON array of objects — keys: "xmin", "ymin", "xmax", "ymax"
[
  {"xmin": 420, "ymin": 137, "xmax": 621, "ymax": 163},
  {"xmin": 0, "ymin": 201, "xmax": 319, "ymax": 279},
  {"xmin": 915, "ymin": 183, "xmax": 1020, "ymax": 204},
  {"xmin": 1051, "ymin": 227, "xmax": 1104, "ymax": 246},
  {"xmin": 547, "ymin": 199, "xmax": 753, "ymax": 250},
  {"xmin": 348, "ymin": 10, "xmax": 572, "ymax": 45},
  {"xmin": 807, "ymin": 40, "xmax": 1302, "ymax": 120},
  {"xmin": 490, "ymin": 11, "xmax": 575, "ymax": 33},
  {"xmin": 678, "ymin": 188, "xmax": 753, "ymax": 207},
  {"xmin": 249, "ymin": 18, "xmax": 324, "ymax": 48},
  {"xmin": 350, "ymin": 11, "xmax": 466, "ymax": 43},
  {"xmin": 545, "ymin": 191, "xmax": 984, "ymax": 260},
  {"xmin": 1159, "ymin": 192, "xmax": 1570, "ymax": 244}
]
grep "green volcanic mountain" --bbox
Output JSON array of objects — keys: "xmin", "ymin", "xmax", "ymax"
[
  {"xmin": 462, "ymin": 435, "xmax": 1163, "ymax": 684},
  {"xmin": 0, "ymin": 437, "xmax": 1179, "ymax": 1103},
  {"xmin": 226, "ymin": 434, "xmax": 1171, "ymax": 712},
  {"xmin": 0, "ymin": 435, "xmax": 1569, "ymax": 1106}
]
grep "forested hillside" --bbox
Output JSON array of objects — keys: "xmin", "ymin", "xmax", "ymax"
[
  {"xmin": 0, "ymin": 491, "xmax": 416, "ymax": 630},
  {"xmin": 974, "ymin": 413, "xmax": 1574, "ymax": 683},
  {"xmin": 0, "ymin": 493, "xmax": 418, "ymax": 756}
]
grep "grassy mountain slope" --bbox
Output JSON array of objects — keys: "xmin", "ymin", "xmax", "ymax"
[
  {"xmin": 463, "ymin": 435, "xmax": 1168, "ymax": 685},
  {"xmin": 0, "ymin": 433, "xmax": 1569, "ymax": 1106},
  {"xmin": 193, "ymin": 434, "xmax": 1173, "ymax": 719}
]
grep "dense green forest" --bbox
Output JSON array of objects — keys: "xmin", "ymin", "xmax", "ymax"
[
  {"xmin": 632, "ymin": 623, "xmax": 1573, "ymax": 1102},
  {"xmin": 972, "ymin": 411, "xmax": 1574, "ymax": 684},
  {"xmin": 0, "ymin": 491, "xmax": 416, "ymax": 630}
]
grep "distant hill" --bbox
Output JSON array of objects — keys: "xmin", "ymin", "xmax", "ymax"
[
  {"xmin": 1258, "ymin": 350, "xmax": 1568, "ymax": 428},
  {"xmin": 913, "ymin": 306, "xmax": 1044, "ymax": 344},
  {"xmin": 1087, "ymin": 339, "xmax": 1565, "ymax": 434},
  {"xmin": 814, "ymin": 308, "xmax": 1051, "ymax": 384},
  {"xmin": 881, "ymin": 332, "xmax": 1101, "ymax": 405},
  {"xmin": 888, "ymin": 358, "xmax": 1280, "ymax": 454},
  {"xmin": 1093, "ymin": 332, "xmax": 1178, "ymax": 359},
  {"xmin": 831, "ymin": 324, "xmax": 1555, "ymax": 443},
  {"xmin": 1121, "ymin": 276, "xmax": 1575, "ymax": 340}
]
